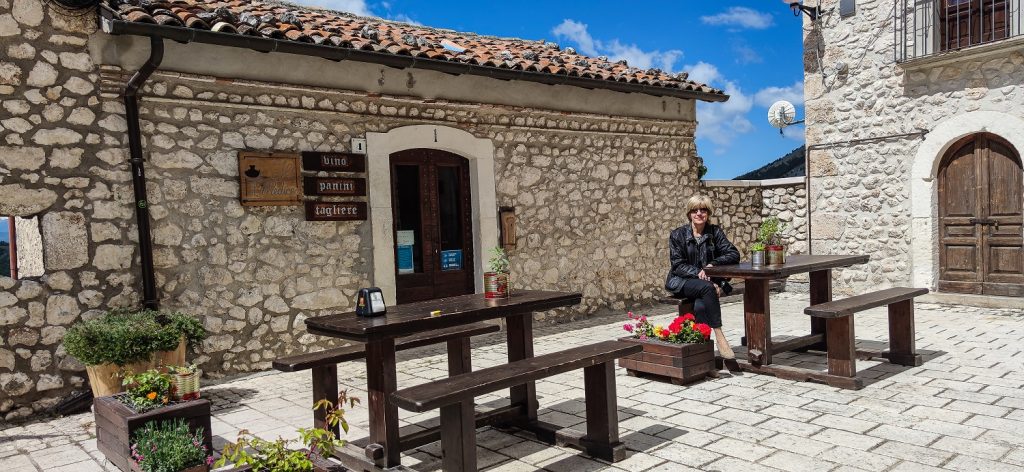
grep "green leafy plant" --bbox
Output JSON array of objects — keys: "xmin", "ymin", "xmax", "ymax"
[
  {"xmin": 697, "ymin": 164, "xmax": 708, "ymax": 180},
  {"xmin": 63, "ymin": 308, "xmax": 205, "ymax": 366},
  {"xmin": 121, "ymin": 368, "xmax": 173, "ymax": 411},
  {"xmin": 216, "ymin": 391, "xmax": 360, "ymax": 471},
  {"xmin": 757, "ymin": 216, "xmax": 786, "ymax": 246},
  {"xmin": 167, "ymin": 363, "xmax": 199, "ymax": 375},
  {"xmin": 750, "ymin": 241, "xmax": 766, "ymax": 252},
  {"xmin": 487, "ymin": 246, "xmax": 510, "ymax": 274},
  {"xmin": 131, "ymin": 418, "xmax": 211, "ymax": 472}
]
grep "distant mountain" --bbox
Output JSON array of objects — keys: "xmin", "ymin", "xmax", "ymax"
[{"xmin": 735, "ymin": 146, "xmax": 805, "ymax": 180}]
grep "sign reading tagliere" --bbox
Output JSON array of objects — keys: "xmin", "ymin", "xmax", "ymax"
[
  {"xmin": 304, "ymin": 201, "xmax": 368, "ymax": 222},
  {"xmin": 238, "ymin": 152, "xmax": 302, "ymax": 206}
]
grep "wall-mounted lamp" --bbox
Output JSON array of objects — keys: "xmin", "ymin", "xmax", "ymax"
[{"xmin": 784, "ymin": 0, "xmax": 820, "ymax": 21}]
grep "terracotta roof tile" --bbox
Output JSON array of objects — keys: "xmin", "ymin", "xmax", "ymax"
[{"xmin": 104, "ymin": 0, "xmax": 726, "ymax": 100}]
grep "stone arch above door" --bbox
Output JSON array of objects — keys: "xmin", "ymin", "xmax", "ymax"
[
  {"xmin": 366, "ymin": 125, "xmax": 497, "ymax": 305},
  {"xmin": 911, "ymin": 111, "xmax": 1024, "ymax": 292}
]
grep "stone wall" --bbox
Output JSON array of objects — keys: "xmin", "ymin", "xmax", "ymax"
[
  {"xmin": 0, "ymin": 3, "xmax": 704, "ymax": 417},
  {"xmin": 701, "ymin": 178, "xmax": 807, "ymax": 257},
  {"xmin": 804, "ymin": 0, "xmax": 1024, "ymax": 294}
]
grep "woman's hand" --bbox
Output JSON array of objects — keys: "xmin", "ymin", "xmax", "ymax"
[
  {"xmin": 715, "ymin": 284, "xmax": 722, "ymax": 297},
  {"xmin": 698, "ymin": 270, "xmax": 709, "ymax": 281}
]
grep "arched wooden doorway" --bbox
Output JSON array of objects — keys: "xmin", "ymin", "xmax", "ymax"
[
  {"xmin": 390, "ymin": 149, "xmax": 475, "ymax": 304},
  {"xmin": 938, "ymin": 133, "xmax": 1024, "ymax": 296}
]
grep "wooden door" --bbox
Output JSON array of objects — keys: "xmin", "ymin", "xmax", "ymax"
[
  {"xmin": 391, "ymin": 149, "xmax": 474, "ymax": 304},
  {"xmin": 940, "ymin": 0, "xmax": 1010, "ymax": 51},
  {"xmin": 938, "ymin": 133, "xmax": 1024, "ymax": 296}
]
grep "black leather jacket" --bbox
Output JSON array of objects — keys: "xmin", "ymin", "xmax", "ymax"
[{"xmin": 666, "ymin": 223, "xmax": 740, "ymax": 293}]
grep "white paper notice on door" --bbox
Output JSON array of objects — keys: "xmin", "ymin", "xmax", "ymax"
[{"xmin": 396, "ymin": 230, "xmax": 415, "ymax": 246}]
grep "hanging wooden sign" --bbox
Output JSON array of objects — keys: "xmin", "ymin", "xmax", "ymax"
[
  {"xmin": 303, "ymin": 177, "xmax": 367, "ymax": 197},
  {"xmin": 301, "ymin": 151, "xmax": 366, "ymax": 173},
  {"xmin": 238, "ymin": 152, "xmax": 302, "ymax": 206},
  {"xmin": 304, "ymin": 201, "xmax": 368, "ymax": 221}
]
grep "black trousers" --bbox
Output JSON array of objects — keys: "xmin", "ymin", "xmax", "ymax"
[{"xmin": 674, "ymin": 278, "xmax": 723, "ymax": 329}]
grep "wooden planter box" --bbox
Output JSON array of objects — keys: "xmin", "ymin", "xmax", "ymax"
[
  {"xmin": 219, "ymin": 452, "xmax": 343, "ymax": 472},
  {"xmin": 94, "ymin": 395, "xmax": 212, "ymax": 472},
  {"xmin": 617, "ymin": 337, "xmax": 715, "ymax": 385}
]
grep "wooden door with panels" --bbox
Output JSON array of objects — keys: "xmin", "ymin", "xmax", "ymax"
[
  {"xmin": 390, "ymin": 149, "xmax": 474, "ymax": 304},
  {"xmin": 938, "ymin": 133, "xmax": 1024, "ymax": 297}
]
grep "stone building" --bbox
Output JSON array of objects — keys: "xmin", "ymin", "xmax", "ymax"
[
  {"xmin": 803, "ymin": 0, "xmax": 1023, "ymax": 298},
  {"xmin": 0, "ymin": 0, "xmax": 734, "ymax": 417}
]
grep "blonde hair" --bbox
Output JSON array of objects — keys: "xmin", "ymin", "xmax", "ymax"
[{"xmin": 685, "ymin": 195, "xmax": 715, "ymax": 221}]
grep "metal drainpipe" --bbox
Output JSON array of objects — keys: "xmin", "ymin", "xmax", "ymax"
[{"xmin": 123, "ymin": 36, "xmax": 164, "ymax": 310}]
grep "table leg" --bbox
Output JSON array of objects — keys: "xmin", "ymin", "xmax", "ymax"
[
  {"xmin": 506, "ymin": 312, "xmax": 538, "ymax": 422},
  {"xmin": 365, "ymin": 338, "xmax": 400, "ymax": 468},
  {"xmin": 809, "ymin": 269, "xmax": 833, "ymax": 351},
  {"xmin": 744, "ymin": 279, "xmax": 771, "ymax": 365},
  {"xmin": 447, "ymin": 337, "xmax": 472, "ymax": 375}
]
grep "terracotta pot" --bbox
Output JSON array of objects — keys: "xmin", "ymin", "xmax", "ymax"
[
  {"xmin": 617, "ymin": 336, "xmax": 715, "ymax": 385},
  {"xmin": 85, "ymin": 337, "xmax": 187, "ymax": 398},
  {"xmin": 483, "ymin": 272, "xmax": 510, "ymax": 299}
]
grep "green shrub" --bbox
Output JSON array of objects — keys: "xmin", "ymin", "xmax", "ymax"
[
  {"xmin": 121, "ymin": 368, "xmax": 173, "ymax": 411},
  {"xmin": 131, "ymin": 418, "xmax": 210, "ymax": 472},
  {"xmin": 63, "ymin": 308, "xmax": 205, "ymax": 366}
]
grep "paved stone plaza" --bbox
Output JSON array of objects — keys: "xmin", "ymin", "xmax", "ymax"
[{"xmin": 3, "ymin": 293, "xmax": 1024, "ymax": 471}]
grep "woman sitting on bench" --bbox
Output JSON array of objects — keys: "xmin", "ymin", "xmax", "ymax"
[{"xmin": 666, "ymin": 194, "xmax": 740, "ymax": 359}]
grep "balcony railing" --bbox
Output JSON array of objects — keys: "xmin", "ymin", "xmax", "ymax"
[{"xmin": 895, "ymin": 0, "xmax": 1023, "ymax": 62}]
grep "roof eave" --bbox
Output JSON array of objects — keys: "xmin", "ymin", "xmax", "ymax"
[{"xmin": 99, "ymin": 11, "xmax": 729, "ymax": 103}]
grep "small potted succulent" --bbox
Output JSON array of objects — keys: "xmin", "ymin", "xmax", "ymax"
[
  {"xmin": 168, "ymin": 364, "xmax": 201, "ymax": 401},
  {"xmin": 130, "ymin": 418, "xmax": 212, "ymax": 472},
  {"xmin": 758, "ymin": 216, "xmax": 787, "ymax": 266},
  {"xmin": 749, "ymin": 241, "xmax": 766, "ymax": 267},
  {"xmin": 483, "ymin": 246, "xmax": 511, "ymax": 299},
  {"xmin": 63, "ymin": 308, "xmax": 206, "ymax": 397}
]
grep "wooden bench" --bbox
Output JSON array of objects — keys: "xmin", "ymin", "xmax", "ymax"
[
  {"xmin": 273, "ymin": 322, "xmax": 499, "ymax": 435},
  {"xmin": 392, "ymin": 340, "xmax": 642, "ymax": 471},
  {"xmin": 804, "ymin": 287, "xmax": 928, "ymax": 389}
]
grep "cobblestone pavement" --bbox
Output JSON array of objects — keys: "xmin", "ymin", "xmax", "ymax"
[{"xmin": 4, "ymin": 294, "xmax": 1024, "ymax": 471}]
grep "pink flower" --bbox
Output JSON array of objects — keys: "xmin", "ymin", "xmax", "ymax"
[
  {"xmin": 627, "ymin": 312, "xmax": 634, "ymax": 319},
  {"xmin": 623, "ymin": 323, "xmax": 634, "ymax": 332},
  {"xmin": 639, "ymin": 334, "xmax": 648, "ymax": 340},
  {"xmin": 206, "ymin": 456, "xmax": 214, "ymax": 466},
  {"xmin": 639, "ymin": 315, "xmax": 647, "ymax": 322}
]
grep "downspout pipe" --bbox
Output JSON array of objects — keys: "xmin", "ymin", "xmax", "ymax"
[{"xmin": 123, "ymin": 35, "xmax": 164, "ymax": 310}]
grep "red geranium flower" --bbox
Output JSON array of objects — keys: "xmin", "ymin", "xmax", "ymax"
[
  {"xmin": 694, "ymin": 323, "xmax": 712, "ymax": 339},
  {"xmin": 680, "ymin": 313, "xmax": 695, "ymax": 323}
]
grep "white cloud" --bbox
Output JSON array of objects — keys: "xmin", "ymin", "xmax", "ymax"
[
  {"xmin": 733, "ymin": 42, "xmax": 763, "ymax": 64},
  {"xmin": 388, "ymin": 13, "xmax": 421, "ymax": 25},
  {"xmin": 552, "ymin": 19, "xmax": 683, "ymax": 71},
  {"xmin": 314, "ymin": 0, "xmax": 374, "ymax": 16},
  {"xmin": 701, "ymin": 7, "xmax": 774, "ymax": 30},
  {"xmin": 754, "ymin": 81, "xmax": 805, "ymax": 108},
  {"xmin": 686, "ymin": 62, "xmax": 755, "ymax": 147}
]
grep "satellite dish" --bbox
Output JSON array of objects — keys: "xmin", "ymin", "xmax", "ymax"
[{"xmin": 767, "ymin": 100, "xmax": 797, "ymax": 129}]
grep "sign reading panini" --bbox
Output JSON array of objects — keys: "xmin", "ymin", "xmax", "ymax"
[
  {"xmin": 301, "ymin": 152, "xmax": 366, "ymax": 172},
  {"xmin": 303, "ymin": 177, "xmax": 367, "ymax": 197},
  {"xmin": 304, "ymin": 201, "xmax": 368, "ymax": 221},
  {"xmin": 238, "ymin": 152, "xmax": 302, "ymax": 206}
]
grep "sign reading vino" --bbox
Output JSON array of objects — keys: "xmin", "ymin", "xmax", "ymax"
[
  {"xmin": 238, "ymin": 152, "xmax": 302, "ymax": 206},
  {"xmin": 304, "ymin": 201, "xmax": 368, "ymax": 221},
  {"xmin": 301, "ymin": 152, "xmax": 366, "ymax": 173},
  {"xmin": 303, "ymin": 177, "xmax": 367, "ymax": 197}
]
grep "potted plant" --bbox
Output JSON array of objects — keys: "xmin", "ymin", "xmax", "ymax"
[
  {"xmin": 483, "ymin": 246, "xmax": 511, "ymax": 299},
  {"xmin": 749, "ymin": 241, "xmax": 766, "ymax": 267},
  {"xmin": 168, "ymin": 364, "xmax": 201, "ymax": 401},
  {"xmin": 96, "ymin": 368, "xmax": 213, "ymax": 472},
  {"xmin": 64, "ymin": 308, "xmax": 206, "ymax": 397},
  {"xmin": 758, "ymin": 216, "xmax": 787, "ymax": 265},
  {"xmin": 216, "ymin": 392, "xmax": 358, "ymax": 472},
  {"xmin": 618, "ymin": 312, "xmax": 715, "ymax": 385},
  {"xmin": 130, "ymin": 418, "xmax": 212, "ymax": 472}
]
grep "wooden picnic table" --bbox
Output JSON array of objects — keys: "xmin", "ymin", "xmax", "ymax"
[
  {"xmin": 704, "ymin": 254, "xmax": 869, "ymax": 382},
  {"xmin": 304, "ymin": 289, "xmax": 581, "ymax": 469}
]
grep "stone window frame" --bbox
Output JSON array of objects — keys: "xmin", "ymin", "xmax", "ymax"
[
  {"xmin": 366, "ymin": 125, "xmax": 498, "ymax": 305},
  {"xmin": 910, "ymin": 110, "xmax": 1024, "ymax": 292}
]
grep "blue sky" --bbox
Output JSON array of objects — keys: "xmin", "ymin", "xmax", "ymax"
[
  {"xmin": 316, "ymin": 0, "xmax": 806, "ymax": 179},
  {"xmin": 0, "ymin": 217, "xmax": 7, "ymax": 243}
]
